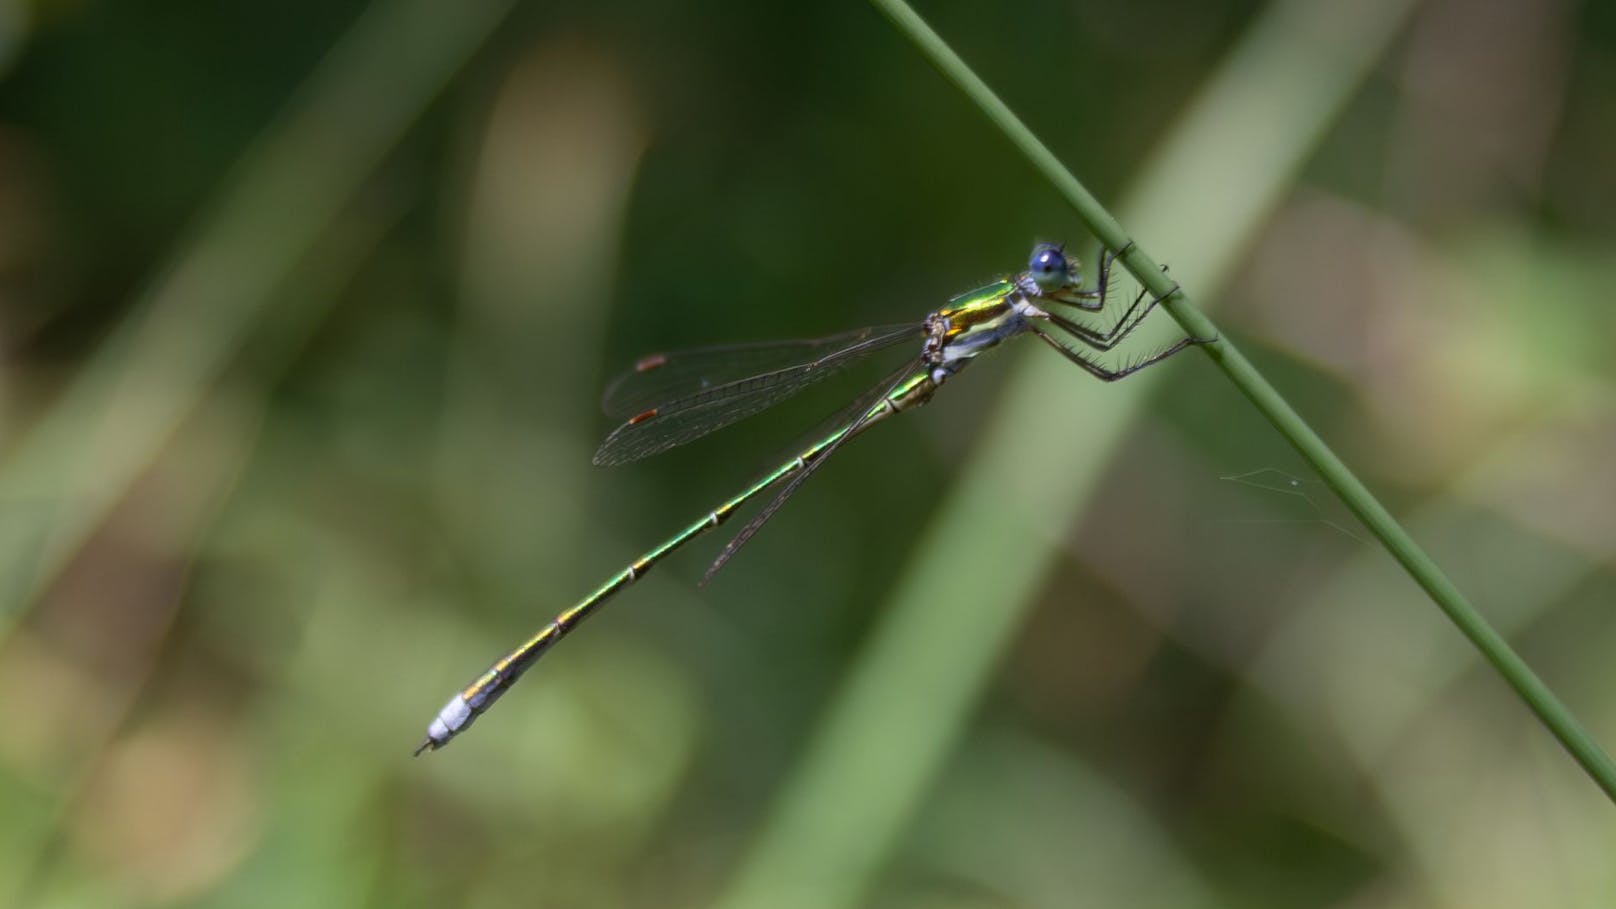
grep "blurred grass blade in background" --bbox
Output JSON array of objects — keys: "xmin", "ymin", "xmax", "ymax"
[
  {"xmin": 714, "ymin": 0, "xmax": 1435, "ymax": 907},
  {"xmin": 3, "ymin": 0, "xmax": 1613, "ymax": 904},
  {"xmin": 0, "ymin": 1, "xmax": 513, "ymax": 896},
  {"xmin": 0, "ymin": 0, "xmax": 515, "ymax": 640},
  {"xmin": 438, "ymin": 42, "xmax": 648, "ymax": 598},
  {"xmin": 0, "ymin": 205, "xmax": 406, "ymax": 907}
]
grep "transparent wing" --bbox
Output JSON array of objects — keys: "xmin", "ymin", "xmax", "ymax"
[
  {"xmin": 700, "ymin": 358, "xmax": 924, "ymax": 584},
  {"xmin": 600, "ymin": 323, "xmax": 920, "ymax": 420},
  {"xmin": 593, "ymin": 323, "xmax": 922, "ymax": 466}
]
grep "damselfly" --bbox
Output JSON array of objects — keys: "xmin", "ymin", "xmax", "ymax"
[{"xmin": 416, "ymin": 242, "xmax": 1204, "ymax": 754}]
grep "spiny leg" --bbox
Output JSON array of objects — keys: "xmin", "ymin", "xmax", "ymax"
[
  {"xmin": 1030, "ymin": 323, "xmax": 1208, "ymax": 382},
  {"xmin": 1047, "ymin": 253, "xmax": 1178, "ymax": 350},
  {"xmin": 1044, "ymin": 284, "xmax": 1160, "ymax": 351},
  {"xmin": 1050, "ymin": 275, "xmax": 1184, "ymax": 352}
]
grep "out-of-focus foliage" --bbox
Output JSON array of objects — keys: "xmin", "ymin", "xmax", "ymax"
[{"xmin": 0, "ymin": 0, "xmax": 1611, "ymax": 907}]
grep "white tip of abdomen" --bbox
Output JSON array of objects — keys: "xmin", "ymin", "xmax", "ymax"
[{"xmin": 415, "ymin": 693, "xmax": 474, "ymax": 756}]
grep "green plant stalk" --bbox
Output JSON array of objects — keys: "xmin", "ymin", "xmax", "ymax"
[
  {"xmin": 718, "ymin": 4, "xmax": 1421, "ymax": 905},
  {"xmin": 869, "ymin": 0, "xmax": 1616, "ymax": 801}
]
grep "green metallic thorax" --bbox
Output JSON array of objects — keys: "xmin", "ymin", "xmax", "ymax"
[{"xmin": 934, "ymin": 279, "xmax": 1019, "ymax": 342}]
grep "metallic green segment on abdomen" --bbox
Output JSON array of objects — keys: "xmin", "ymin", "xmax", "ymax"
[{"xmin": 445, "ymin": 365, "xmax": 941, "ymax": 735}]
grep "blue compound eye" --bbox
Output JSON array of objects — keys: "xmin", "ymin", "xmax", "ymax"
[{"xmin": 1028, "ymin": 243, "xmax": 1070, "ymax": 293}]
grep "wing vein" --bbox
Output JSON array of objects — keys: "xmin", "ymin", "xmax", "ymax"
[{"xmin": 594, "ymin": 323, "xmax": 921, "ymax": 466}]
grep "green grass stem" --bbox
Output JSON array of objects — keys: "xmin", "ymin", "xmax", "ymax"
[
  {"xmin": 865, "ymin": 0, "xmax": 1616, "ymax": 803},
  {"xmin": 717, "ymin": 2, "xmax": 1614, "ymax": 907}
]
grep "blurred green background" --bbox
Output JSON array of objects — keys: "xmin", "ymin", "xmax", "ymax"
[{"xmin": 0, "ymin": 0, "xmax": 1613, "ymax": 906}]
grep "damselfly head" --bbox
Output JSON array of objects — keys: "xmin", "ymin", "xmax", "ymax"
[{"xmin": 1027, "ymin": 243, "xmax": 1077, "ymax": 294}]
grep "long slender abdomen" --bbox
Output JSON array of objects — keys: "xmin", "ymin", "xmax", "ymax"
[{"xmin": 415, "ymin": 367, "xmax": 946, "ymax": 755}]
